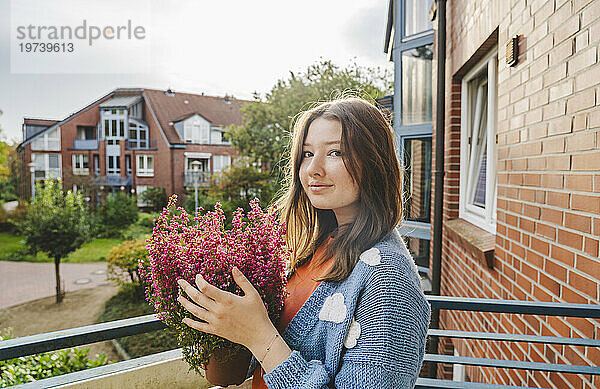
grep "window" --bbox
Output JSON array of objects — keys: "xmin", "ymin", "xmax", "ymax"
[
  {"xmin": 184, "ymin": 116, "xmax": 210, "ymax": 144},
  {"xmin": 213, "ymin": 155, "xmax": 231, "ymax": 172},
  {"xmin": 93, "ymin": 154, "xmax": 100, "ymax": 175},
  {"xmin": 125, "ymin": 155, "xmax": 132, "ymax": 176},
  {"xmin": 72, "ymin": 154, "xmax": 89, "ymax": 175},
  {"xmin": 136, "ymin": 185, "xmax": 150, "ymax": 207},
  {"xmin": 390, "ymin": 0, "xmax": 435, "ymax": 274},
  {"xmin": 31, "ymin": 127, "xmax": 61, "ymax": 151},
  {"xmin": 404, "ymin": 0, "xmax": 434, "ymax": 37},
  {"xmin": 77, "ymin": 126, "xmax": 95, "ymax": 140},
  {"xmin": 31, "ymin": 153, "xmax": 62, "ymax": 179},
  {"xmin": 137, "ymin": 155, "xmax": 154, "ymax": 176},
  {"xmin": 460, "ymin": 50, "xmax": 498, "ymax": 233},
  {"xmin": 107, "ymin": 155, "xmax": 120, "ymax": 175},
  {"xmin": 402, "ymin": 45, "xmax": 433, "ymax": 126}
]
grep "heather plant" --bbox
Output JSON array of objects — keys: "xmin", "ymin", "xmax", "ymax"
[{"xmin": 140, "ymin": 195, "xmax": 288, "ymax": 375}]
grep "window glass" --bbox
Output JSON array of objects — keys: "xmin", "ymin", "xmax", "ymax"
[
  {"xmin": 105, "ymin": 120, "xmax": 109, "ymax": 137},
  {"xmin": 402, "ymin": 45, "xmax": 433, "ymax": 125},
  {"xmin": 119, "ymin": 120, "xmax": 125, "ymax": 137},
  {"xmin": 403, "ymin": 137, "xmax": 432, "ymax": 222},
  {"xmin": 404, "ymin": 237, "xmax": 430, "ymax": 269},
  {"xmin": 48, "ymin": 154, "xmax": 59, "ymax": 168},
  {"xmin": 467, "ymin": 72, "xmax": 489, "ymax": 209},
  {"xmin": 404, "ymin": 0, "xmax": 434, "ymax": 37},
  {"xmin": 111, "ymin": 120, "xmax": 117, "ymax": 137}
]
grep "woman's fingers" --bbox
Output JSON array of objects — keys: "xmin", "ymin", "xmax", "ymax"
[
  {"xmin": 194, "ymin": 273, "xmax": 229, "ymax": 302},
  {"xmin": 177, "ymin": 279, "xmax": 219, "ymax": 310},
  {"xmin": 178, "ymin": 295, "xmax": 215, "ymax": 323}
]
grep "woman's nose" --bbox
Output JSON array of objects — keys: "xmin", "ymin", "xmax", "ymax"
[{"xmin": 307, "ymin": 154, "xmax": 325, "ymax": 177}]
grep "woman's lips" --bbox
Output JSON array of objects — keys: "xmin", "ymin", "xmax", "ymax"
[{"xmin": 309, "ymin": 185, "xmax": 332, "ymax": 193}]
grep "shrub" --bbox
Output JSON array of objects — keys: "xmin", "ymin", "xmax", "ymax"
[
  {"xmin": 0, "ymin": 328, "xmax": 110, "ymax": 387},
  {"xmin": 107, "ymin": 239, "xmax": 149, "ymax": 297},
  {"xmin": 96, "ymin": 192, "xmax": 138, "ymax": 237}
]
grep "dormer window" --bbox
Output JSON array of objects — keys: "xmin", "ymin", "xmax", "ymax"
[{"xmin": 182, "ymin": 114, "xmax": 210, "ymax": 144}]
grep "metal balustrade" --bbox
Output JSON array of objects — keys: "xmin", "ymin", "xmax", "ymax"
[{"xmin": 1, "ymin": 296, "xmax": 599, "ymax": 388}]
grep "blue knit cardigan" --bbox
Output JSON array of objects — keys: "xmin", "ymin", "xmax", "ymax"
[{"xmin": 248, "ymin": 229, "xmax": 431, "ymax": 388}]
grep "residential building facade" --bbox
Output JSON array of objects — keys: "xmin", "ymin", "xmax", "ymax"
[
  {"xmin": 386, "ymin": 0, "xmax": 599, "ymax": 387},
  {"xmin": 17, "ymin": 88, "xmax": 245, "ymax": 207}
]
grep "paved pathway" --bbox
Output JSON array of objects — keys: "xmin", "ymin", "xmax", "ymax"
[{"xmin": 0, "ymin": 261, "xmax": 111, "ymax": 309}]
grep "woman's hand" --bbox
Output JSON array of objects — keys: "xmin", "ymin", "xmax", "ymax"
[{"xmin": 177, "ymin": 267, "xmax": 273, "ymax": 351}]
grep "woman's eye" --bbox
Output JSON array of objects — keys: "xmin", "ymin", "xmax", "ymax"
[
  {"xmin": 330, "ymin": 150, "xmax": 343, "ymax": 157},
  {"xmin": 302, "ymin": 151, "xmax": 312, "ymax": 158}
]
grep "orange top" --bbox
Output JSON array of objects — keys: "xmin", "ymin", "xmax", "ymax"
[{"xmin": 252, "ymin": 238, "xmax": 334, "ymax": 389}]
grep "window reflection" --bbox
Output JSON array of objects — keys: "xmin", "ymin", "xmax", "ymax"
[
  {"xmin": 403, "ymin": 137, "xmax": 432, "ymax": 222},
  {"xmin": 404, "ymin": 236, "xmax": 430, "ymax": 269},
  {"xmin": 404, "ymin": 0, "xmax": 434, "ymax": 37},
  {"xmin": 402, "ymin": 45, "xmax": 433, "ymax": 126}
]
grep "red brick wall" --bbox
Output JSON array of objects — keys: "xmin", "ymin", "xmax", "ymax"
[{"xmin": 433, "ymin": 1, "xmax": 600, "ymax": 387}]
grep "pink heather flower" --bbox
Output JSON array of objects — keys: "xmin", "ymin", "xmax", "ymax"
[{"xmin": 139, "ymin": 195, "xmax": 289, "ymax": 370}]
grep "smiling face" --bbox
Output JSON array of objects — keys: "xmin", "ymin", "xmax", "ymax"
[{"xmin": 299, "ymin": 117, "xmax": 360, "ymax": 227}]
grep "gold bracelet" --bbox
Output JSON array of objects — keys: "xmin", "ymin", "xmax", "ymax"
[{"xmin": 258, "ymin": 333, "xmax": 279, "ymax": 364}]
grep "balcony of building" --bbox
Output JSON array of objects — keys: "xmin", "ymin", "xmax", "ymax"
[
  {"xmin": 94, "ymin": 175, "xmax": 132, "ymax": 187},
  {"xmin": 125, "ymin": 139, "xmax": 158, "ymax": 150},
  {"xmin": 33, "ymin": 168, "xmax": 62, "ymax": 181},
  {"xmin": 183, "ymin": 171, "xmax": 213, "ymax": 188},
  {"xmin": 72, "ymin": 139, "xmax": 99, "ymax": 150},
  {"xmin": 1, "ymin": 296, "xmax": 598, "ymax": 388}
]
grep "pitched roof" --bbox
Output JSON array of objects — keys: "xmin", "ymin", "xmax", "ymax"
[
  {"xmin": 142, "ymin": 89, "xmax": 248, "ymax": 144},
  {"xmin": 99, "ymin": 95, "xmax": 143, "ymax": 108},
  {"xmin": 23, "ymin": 118, "xmax": 60, "ymax": 127}
]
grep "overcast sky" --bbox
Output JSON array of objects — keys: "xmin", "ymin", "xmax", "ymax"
[{"xmin": 0, "ymin": 0, "xmax": 392, "ymax": 144}]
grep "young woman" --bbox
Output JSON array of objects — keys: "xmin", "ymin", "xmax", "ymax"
[{"xmin": 177, "ymin": 97, "xmax": 431, "ymax": 388}]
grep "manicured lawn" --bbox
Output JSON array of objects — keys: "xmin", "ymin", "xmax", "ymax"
[
  {"xmin": 0, "ymin": 233, "xmax": 124, "ymax": 263},
  {"xmin": 0, "ymin": 212, "xmax": 154, "ymax": 263}
]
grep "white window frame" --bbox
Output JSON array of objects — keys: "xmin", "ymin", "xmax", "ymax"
[
  {"xmin": 184, "ymin": 115, "xmax": 210, "ymax": 144},
  {"xmin": 136, "ymin": 185, "xmax": 150, "ymax": 207},
  {"xmin": 32, "ymin": 153, "xmax": 62, "ymax": 180},
  {"xmin": 213, "ymin": 155, "xmax": 231, "ymax": 172},
  {"xmin": 459, "ymin": 49, "xmax": 498, "ymax": 234},
  {"xmin": 136, "ymin": 155, "xmax": 154, "ymax": 177},
  {"xmin": 72, "ymin": 154, "xmax": 89, "ymax": 175},
  {"xmin": 31, "ymin": 127, "xmax": 61, "ymax": 151}
]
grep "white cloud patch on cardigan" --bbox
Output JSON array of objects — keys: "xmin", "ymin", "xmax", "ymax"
[
  {"xmin": 359, "ymin": 247, "xmax": 381, "ymax": 266},
  {"xmin": 344, "ymin": 318, "xmax": 361, "ymax": 348},
  {"xmin": 318, "ymin": 293, "xmax": 347, "ymax": 323}
]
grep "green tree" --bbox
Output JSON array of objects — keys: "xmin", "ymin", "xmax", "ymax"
[
  {"xmin": 96, "ymin": 192, "xmax": 138, "ymax": 237},
  {"xmin": 23, "ymin": 179, "xmax": 91, "ymax": 303},
  {"xmin": 184, "ymin": 159, "xmax": 275, "ymax": 227},
  {"xmin": 0, "ymin": 110, "xmax": 18, "ymax": 204},
  {"xmin": 227, "ymin": 60, "xmax": 393, "ymax": 178},
  {"xmin": 139, "ymin": 187, "xmax": 168, "ymax": 212}
]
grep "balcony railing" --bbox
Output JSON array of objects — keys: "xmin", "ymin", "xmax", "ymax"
[
  {"xmin": 73, "ymin": 139, "xmax": 99, "ymax": 150},
  {"xmin": 94, "ymin": 175, "xmax": 132, "ymax": 187},
  {"xmin": 33, "ymin": 168, "xmax": 61, "ymax": 180},
  {"xmin": 126, "ymin": 139, "xmax": 158, "ymax": 150},
  {"xmin": 183, "ymin": 171, "xmax": 212, "ymax": 187},
  {"xmin": 1, "ymin": 296, "xmax": 598, "ymax": 388}
]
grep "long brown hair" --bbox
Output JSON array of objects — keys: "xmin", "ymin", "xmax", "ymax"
[{"xmin": 275, "ymin": 97, "xmax": 403, "ymax": 282}]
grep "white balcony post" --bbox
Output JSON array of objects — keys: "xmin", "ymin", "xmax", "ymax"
[
  {"xmin": 191, "ymin": 160, "xmax": 202, "ymax": 214},
  {"xmin": 28, "ymin": 162, "xmax": 36, "ymax": 200}
]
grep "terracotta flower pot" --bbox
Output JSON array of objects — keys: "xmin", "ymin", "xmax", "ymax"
[{"xmin": 205, "ymin": 346, "xmax": 253, "ymax": 387}]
